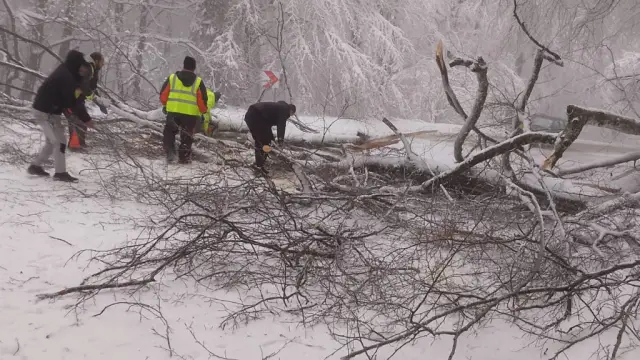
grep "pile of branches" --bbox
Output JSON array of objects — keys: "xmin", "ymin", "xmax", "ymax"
[{"xmin": 33, "ymin": 143, "xmax": 640, "ymax": 359}]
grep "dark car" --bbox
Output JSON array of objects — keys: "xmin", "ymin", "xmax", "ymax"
[{"xmin": 529, "ymin": 113, "xmax": 567, "ymax": 133}]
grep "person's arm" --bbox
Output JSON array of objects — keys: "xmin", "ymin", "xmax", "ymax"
[
  {"xmin": 276, "ymin": 116, "xmax": 287, "ymax": 143},
  {"xmin": 159, "ymin": 76, "xmax": 171, "ymax": 106},
  {"xmin": 88, "ymin": 68, "xmax": 109, "ymax": 114},
  {"xmin": 73, "ymin": 98, "xmax": 92, "ymax": 124},
  {"xmin": 196, "ymin": 79, "xmax": 208, "ymax": 113},
  {"xmin": 90, "ymin": 68, "xmax": 99, "ymax": 92}
]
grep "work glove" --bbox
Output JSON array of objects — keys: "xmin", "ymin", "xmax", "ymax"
[
  {"xmin": 98, "ymin": 103, "xmax": 108, "ymax": 114},
  {"xmin": 162, "ymin": 106, "xmax": 167, "ymax": 114},
  {"xmin": 277, "ymin": 138, "xmax": 284, "ymax": 146},
  {"xmin": 63, "ymin": 108, "xmax": 73, "ymax": 117}
]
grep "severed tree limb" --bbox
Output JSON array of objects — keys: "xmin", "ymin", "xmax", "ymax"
[
  {"xmin": 416, "ymin": 132, "xmax": 557, "ymax": 190},
  {"xmin": 435, "ymin": 41, "xmax": 496, "ymax": 148},
  {"xmin": 502, "ymin": 50, "xmax": 546, "ymax": 175},
  {"xmin": 543, "ymin": 105, "xmax": 640, "ymax": 169},
  {"xmin": 556, "ymin": 151, "xmax": 640, "ymax": 176},
  {"xmin": 451, "ymin": 57, "xmax": 489, "ymax": 163},
  {"xmin": 502, "ymin": 48, "xmax": 563, "ymax": 176},
  {"xmin": 515, "ymin": 49, "xmax": 545, "ymax": 132},
  {"xmin": 566, "ymin": 105, "xmax": 640, "ymax": 135},
  {"xmin": 381, "ymin": 118, "xmax": 419, "ymax": 163},
  {"xmin": 435, "ymin": 40, "xmax": 466, "ymax": 119}
]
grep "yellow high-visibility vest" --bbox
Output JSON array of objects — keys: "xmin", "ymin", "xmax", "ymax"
[
  {"xmin": 203, "ymin": 89, "xmax": 217, "ymax": 133},
  {"xmin": 165, "ymin": 73, "xmax": 203, "ymax": 116}
]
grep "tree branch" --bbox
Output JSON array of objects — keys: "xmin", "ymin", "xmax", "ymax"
[
  {"xmin": 557, "ymin": 151, "xmax": 640, "ymax": 176},
  {"xmin": 418, "ymin": 132, "xmax": 557, "ymax": 190},
  {"xmin": 512, "ymin": 0, "xmax": 562, "ymax": 63},
  {"xmin": 543, "ymin": 105, "xmax": 640, "ymax": 169}
]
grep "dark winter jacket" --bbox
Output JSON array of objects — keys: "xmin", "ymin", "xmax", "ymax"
[
  {"xmin": 159, "ymin": 70, "xmax": 208, "ymax": 115},
  {"xmin": 247, "ymin": 101, "xmax": 293, "ymax": 141},
  {"xmin": 32, "ymin": 50, "xmax": 92, "ymax": 123},
  {"xmin": 78, "ymin": 62, "xmax": 100, "ymax": 99}
]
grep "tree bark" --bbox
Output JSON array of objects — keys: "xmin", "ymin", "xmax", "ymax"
[
  {"xmin": 57, "ymin": 0, "xmax": 79, "ymax": 57},
  {"xmin": 132, "ymin": 1, "xmax": 150, "ymax": 98},
  {"xmin": 22, "ymin": 0, "xmax": 48, "ymax": 100},
  {"xmin": 544, "ymin": 105, "xmax": 640, "ymax": 169}
]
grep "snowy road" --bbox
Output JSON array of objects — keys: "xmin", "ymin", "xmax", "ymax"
[{"xmin": 407, "ymin": 130, "xmax": 637, "ymax": 168}]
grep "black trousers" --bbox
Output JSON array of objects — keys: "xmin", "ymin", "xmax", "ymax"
[
  {"xmin": 244, "ymin": 107, "xmax": 273, "ymax": 168},
  {"xmin": 163, "ymin": 114, "xmax": 198, "ymax": 161},
  {"xmin": 66, "ymin": 114, "xmax": 87, "ymax": 147}
]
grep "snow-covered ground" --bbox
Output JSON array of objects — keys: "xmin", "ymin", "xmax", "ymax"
[{"xmin": 1, "ymin": 109, "xmax": 638, "ymax": 360}]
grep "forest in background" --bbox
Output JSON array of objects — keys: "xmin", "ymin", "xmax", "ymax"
[{"xmin": 2, "ymin": 0, "xmax": 640, "ymax": 124}]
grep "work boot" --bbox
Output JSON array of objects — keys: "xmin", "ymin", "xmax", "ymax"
[
  {"xmin": 252, "ymin": 165, "xmax": 268, "ymax": 176},
  {"xmin": 166, "ymin": 152, "xmax": 177, "ymax": 164},
  {"xmin": 27, "ymin": 164, "xmax": 49, "ymax": 177},
  {"xmin": 53, "ymin": 172, "xmax": 79, "ymax": 182},
  {"xmin": 68, "ymin": 146, "xmax": 88, "ymax": 153}
]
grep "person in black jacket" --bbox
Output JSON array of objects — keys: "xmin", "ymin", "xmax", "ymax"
[
  {"xmin": 243, "ymin": 100, "xmax": 296, "ymax": 172},
  {"xmin": 67, "ymin": 51, "xmax": 107, "ymax": 150},
  {"xmin": 27, "ymin": 49, "xmax": 93, "ymax": 182}
]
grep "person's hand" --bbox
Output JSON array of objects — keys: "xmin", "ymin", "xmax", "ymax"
[
  {"xmin": 277, "ymin": 138, "xmax": 284, "ymax": 147},
  {"xmin": 63, "ymin": 108, "xmax": 73, "ymax": 117},
  {"xmin": 85, "ymin": 120, "xmax": 94, "ymax": 128},
  {"xmin": 98, "ymin": 104, "xmax": 108, "ymax": 114},
  {"xmin": 162, "ymin": 107, "xmax": 167, "ymax": 114}
]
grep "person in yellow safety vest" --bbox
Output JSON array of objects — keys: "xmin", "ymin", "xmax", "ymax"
[
  {"xmin": 202, "ymin": 89, "xmax": 221, "ymax": 136},
  {"xmin": 159, "ymin": 56, "xmax": 208, "ymax": 164}
]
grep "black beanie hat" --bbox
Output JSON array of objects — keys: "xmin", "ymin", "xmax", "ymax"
[{"xmin": 183, "ymin": 56, "xmax": 196, "ymax": 71}]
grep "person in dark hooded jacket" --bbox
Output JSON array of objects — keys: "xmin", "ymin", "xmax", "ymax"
[
  {"xmin": 28, "ymin": 49, "xmax": 93, "ymax": 182},
  {"xmin": 159, "ymin": 56, "xmax": 208, "ymax": 163},
  {"xmin": 66, "ymin": 51, "xmax": 108, "ymax": 150},
  {"xmin": 244, "ymin": 100, "xmax": 296, "ymax": 173}
]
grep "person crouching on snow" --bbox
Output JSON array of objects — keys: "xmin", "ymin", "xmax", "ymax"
[
  {"xmin": 243, "ymin": 100, "xmax": 296, "ymax": 174},
  {"xmin": 27, "ymin": 49, "xmax": 94, "ymax": 183}
]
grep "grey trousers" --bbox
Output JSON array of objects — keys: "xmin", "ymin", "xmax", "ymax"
[{"xmin": 31, "ymin": 109, "xmax": 66, "ymax": 173}]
